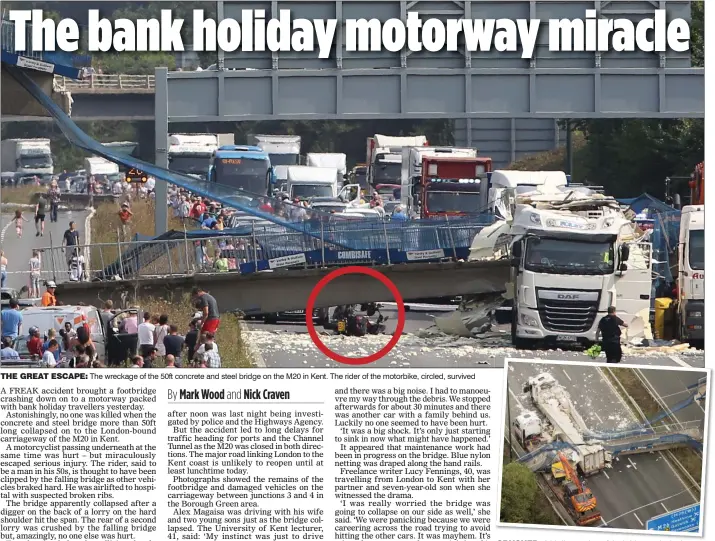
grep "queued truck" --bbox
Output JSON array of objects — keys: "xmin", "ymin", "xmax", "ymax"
[
  {"xmin": 1, "ymin": 138, "xmax": 54, "ymax": 183},
  {"xmin": 168, "ymin": 133, "xmax": 234, "ymax": 180},
  {"xmin": 417, "ymin": 154, "xmax": 493, "ymax": 218},
  {"xmin": 306, "ymin": 153, "xmax": 347, "ymax": 183},
  {"xmin": 250, "ymin": 135, "xmax": 302, "ymax": 167},
  {"xmin": 674, "ymin": 204, "xmax": 704, "ymax": 346},
  {"xmin": 209, "ymin": 145, "xmax": 275, "ymax": 196},
  {"xmin": 366, "ymin": 134, "xmax": 428, "ymax": 188}
]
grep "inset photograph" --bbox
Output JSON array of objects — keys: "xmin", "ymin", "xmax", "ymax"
[{"xmin": 500, "ymin": 358, "xmax": 707, "ymax": 534}]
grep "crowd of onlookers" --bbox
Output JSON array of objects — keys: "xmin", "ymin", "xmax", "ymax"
[{"xmin": 0, "ymin": 288, "xmax": 223, "ymax": 368}]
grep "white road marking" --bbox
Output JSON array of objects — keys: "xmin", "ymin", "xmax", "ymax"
[
  {"xmin": 628, "ymin": 458, "xmax": 638, "ymax": 471},
  {"xmin": 602, "ymin": 471, "xmax": 610, "ymax": 480},
  {"xmin": 562, "ymin": 368, "xmax": 572, "ymax": 382},
  {"xmin": 669, "ymin": 355, "xmax": 691, "ymax": 368},
  {"xmin": 0, "ymin": 220, "xmax": 13, "ymax": 244},
  {"xmin": 600, "ymin": 517, "xmax": 607, "ymax": 527},
  {"xmin": 593, "ymin": 412, "xmax": 603, "ymax": 424},
  {"xmin": 633, "ymin": 513, "xmax": 644, "ymax": 526},
  {"xmin": 602, "ymin": 486, "xmax": 696, "ymax": 526},
  {"xmin": 661, "ymin": 502, "xmax": 669, "ymax": 512}
]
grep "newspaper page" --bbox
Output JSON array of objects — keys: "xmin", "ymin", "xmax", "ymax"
[{"xmin": 0, "ymin": 1, "xmax": 709, "ymax": 541}]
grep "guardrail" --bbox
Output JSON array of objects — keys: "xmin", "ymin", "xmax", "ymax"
[
  {"xmin": 38, "ymin": 220, "xmax": 482, "ymax": 284},
  {"xmin": 54, "ymin": 74, "xmax": 155, "ymax": 91}
]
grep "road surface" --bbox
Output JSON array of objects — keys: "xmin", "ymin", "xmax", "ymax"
[
  {"xmin": 505, "ymin": 360, "xmax": 702, "ymax": 531},
  {"xmin": 0, "ymin": 210, "xmax": 90, "ymax": 291},
  {"xmin": 247, "ymin": 305, "xmax": 705, "ymax": 369},
  {"xmin": 630, "ymin": 368, "xmax": 707, "ymax": 428}
]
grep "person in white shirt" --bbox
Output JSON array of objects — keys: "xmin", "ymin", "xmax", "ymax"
[
  {"xmin": 154, "ymin": 314, "xmax": 169, "ymax": 358},
  {"xmin": 42, "ymin": 340, "xmax": 59, "ymax": 367},
  {"xmin": 68, "ymin": 252, "xmax": 85, "ymax": 282},
  {"xmin": 112, "ymin": 180, "xmax": 123, "ymax": 195},
  {"xmin": 194, "ymin": 332, "xmax": 219, "ymax": 359},
  {"xmin": 28, "ymin": 250, "xmax": 42, "ymax": 298},
  {"xmin": 137, "ymin": 312, "xmax": 156, "ymax": 358}
]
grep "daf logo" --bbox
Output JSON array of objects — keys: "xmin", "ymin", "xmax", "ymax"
[{"xmin": 557, "ymin": 294, "xmax": 579, "ymax": 300}]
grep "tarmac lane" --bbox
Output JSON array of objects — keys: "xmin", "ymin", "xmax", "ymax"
[
  {"xmin": 505, "ymin": 360, "xmax": 698, "ymax": 531},
  {"xmin": 1, "ymin": 210, "xmax": 90, "ymax": 292},
  {"xmin": 634, "ymin": 367, "xmax": 708, "ymax": 428}
]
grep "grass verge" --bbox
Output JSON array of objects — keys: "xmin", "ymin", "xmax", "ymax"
[
  {"xmin": 90, "ymin": 199, "xmax": 255, "ymax": 369},
  {"xmin": 603, "ymin": 367, "xmax": 703, "ymax": 485},
  {"xmin": 0, "ymin": 185, "xmax": 41, "ymax": 206},
  {"xmin": 137, "ymin": 294, "xmax": 253, "ymax": 369}
]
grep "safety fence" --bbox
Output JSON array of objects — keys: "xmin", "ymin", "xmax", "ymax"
[
  {"xmin": 37, "ymin": 217, "xmax": 488, "ymax": 283},
  {"xmin": 54, "ymin": 74, "xmax": 156, "ymax": 91}
]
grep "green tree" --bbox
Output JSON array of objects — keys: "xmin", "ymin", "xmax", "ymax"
[{"xmin": 501, "ymin": 462, "xmax": 541, "ymax": 524}]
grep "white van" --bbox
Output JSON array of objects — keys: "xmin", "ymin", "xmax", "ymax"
[{"xmin": 20, "ymin": 306, "xmax": 106, "ymax": 360}]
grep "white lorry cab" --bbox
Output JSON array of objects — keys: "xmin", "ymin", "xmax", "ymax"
[
  {"xmin": 20, "ymin": 305, "xmax": 106, "ymax": 360},
  {"xmin": 251, "ymin": 135, "xmax": 301, "ymax": 166},
  {"xmin": 676, "ymin": 205, "xmax": 704, "ymax": 344},
  {"xmin": 168, "ymin": 134, "xmax": 231, "ymax": 179},
  {"xmin": 366, "ymin": 134, "xmax": 428, "ymax": 186},
  {"xmin": 508, "ymin": 195, "xmax": 652, "ymax": 348},
  {"xmin": 286, "ymin": 166, "xmax": 339, "ymax": 201}
]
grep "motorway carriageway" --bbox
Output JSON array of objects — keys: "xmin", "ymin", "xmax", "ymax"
[{"xmin": 505, "ymin": 361, "xmax": 703, "ymax": 530}]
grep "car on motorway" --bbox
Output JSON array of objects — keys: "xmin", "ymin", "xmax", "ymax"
[
  {"xmin": 309, "ymin": 198, "xmax": 348, "ymax": 214},
  {"xmin": 374, "ymin": 184, "xmax": 400, "ymax": 201},
  {"xmin": 0, "ymin": 336, "xmax": 39, "ymax": 367}
]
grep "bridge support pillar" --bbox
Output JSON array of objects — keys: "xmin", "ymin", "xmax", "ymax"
[{"xmin": 154, "ymin": 67, "xmax": 169, "ymax": 236}]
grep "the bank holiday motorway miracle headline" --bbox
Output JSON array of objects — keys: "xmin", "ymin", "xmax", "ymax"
[{"xmin": 8, "ymin": 8, "xmax": 692, "ymax": 58}]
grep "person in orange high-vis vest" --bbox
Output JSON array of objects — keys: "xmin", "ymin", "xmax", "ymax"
[{"xmin": 41, "ymin": 281, "xmax": 57, "ymax": 307}]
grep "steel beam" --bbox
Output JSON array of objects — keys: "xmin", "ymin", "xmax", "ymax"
[
  {"xmin": 154, "ymin": 67, "xmax": 169, "ymax": 236},
  {"xmin": 164, "ymin": 68, "xmax": 704, "ymax": 122},
  {"xmin": 54, "ymin": 260, "xmax": 510, "ymax": 313}
]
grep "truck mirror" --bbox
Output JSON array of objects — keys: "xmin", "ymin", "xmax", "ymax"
[
  {"xmin": 511, "ymin": 257, "xmax": 520, "ymax": 268},
  {"xmin": 620, "ymin": 244, "xmax": 630, "ymax": 262},
  {"xmin": 511, "ymin": 242, "xmax": 522, "ymax": 259},
  {"xmin": 619, "ymin": 263, "xmax": 628, "ymax": 272}
]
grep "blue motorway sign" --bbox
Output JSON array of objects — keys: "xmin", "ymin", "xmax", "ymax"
[{"xmin": 646, "ymin": 503, "xmax": 700, "ymax": 532}]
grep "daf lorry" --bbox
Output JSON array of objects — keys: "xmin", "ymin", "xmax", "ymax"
[
  {"xmin": 492, "ymin": 171, "xmax": 651, "ymax": 348},
  {"xmin": 675, "ymin": 205, "xmax": 704, "ymax": 345},
  {"xmin": 250, "ymin": 135, "xmax": 301, "ymax": 166},
  {"xmin": 366, "ymin": 134, "xmax": 428, "ymax": 187},
  {"xmin": 1, "ymin": 138, "xmax": 53, "ymax": 182},
  {"xmin": 168, "ymin": 133, "xmax": 234, "ymax": 180}
]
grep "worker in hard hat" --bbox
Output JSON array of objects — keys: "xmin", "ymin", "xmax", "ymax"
[{"xmin": 41, "ymin": 281, "xmax": 57, "ymax": 307}]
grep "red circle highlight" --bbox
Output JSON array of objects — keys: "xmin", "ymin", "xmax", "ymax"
[{"xmin": 305, "ymin": 266, "xmax": 405, "ymax": 365}]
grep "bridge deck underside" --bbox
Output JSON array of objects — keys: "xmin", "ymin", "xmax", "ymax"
[{"xmin": 55, "ymin": 260, "xmax": 511, "ymax": 313}]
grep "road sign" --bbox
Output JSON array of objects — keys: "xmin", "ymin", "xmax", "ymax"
[
  {"xmin": 125, "ymin": 168, "xmax": 148, "ymax": 183},
  {"xmin": 646, "ymin": 503, "xmax": 700, "ymax": 532}
]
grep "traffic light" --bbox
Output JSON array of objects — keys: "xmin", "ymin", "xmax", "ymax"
[{"xmin": 126, "ymin": 168, "xmax": 148, "ymax": 183}]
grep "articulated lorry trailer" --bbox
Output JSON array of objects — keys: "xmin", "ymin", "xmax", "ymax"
[
  {"xmin": 250, "ymin": 135, "xmax": 302, "ymax": 166},
  {"xmin": 1, "ymin": 138, "xmax": 54, "ymax": 182},
  {"xmin": 517, "ymin": 372, "xmax": 608, "ymax": 476}
]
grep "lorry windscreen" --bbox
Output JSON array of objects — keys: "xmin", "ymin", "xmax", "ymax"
[
  {"xmin": 688, "ymin": 230, "xmax": 704, "ymax": 270},
  {"xmin": 525, "ymin": 238, "xmax": 614, "ymax": 275},
  {"xmin": 292, "ymin": 184, "xmax": 333, "ymax": 199},
  {"xmin": 269, "ymin": 154, "xmax": 299, "ymax": 166},
  {"xmin": 425, "ymin": 187, "xmax": 481, "ymax": 214},
  {"xmin": 374, "ymin": 162, "xmax": 400, "ymax": 183},
  {"xmin": 169, "ymin": 156, "xmax": 211, "ymax": 175},
  {"xmin": 19, "ymin": 156, "xmax": 52, "ymax": 168},
  {"xmin": 214, "ymin": 158, "xmax": 269, "ymax": 194}
]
